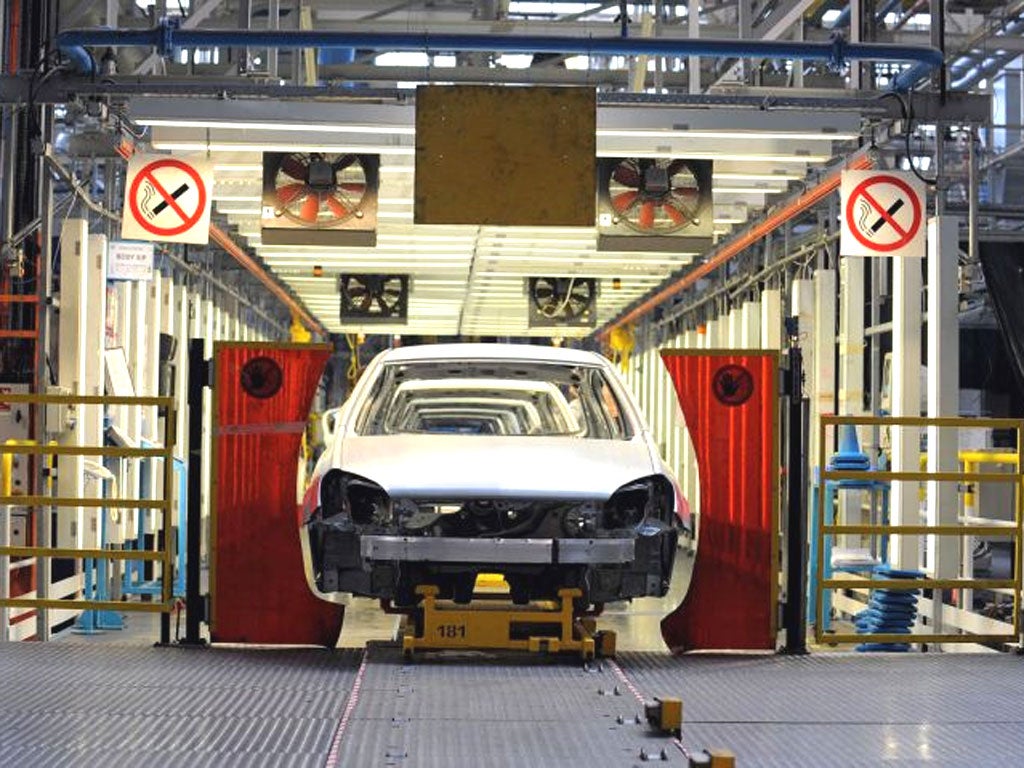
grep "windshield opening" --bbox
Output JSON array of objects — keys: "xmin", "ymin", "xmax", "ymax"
[{"xmin": 354, "ymin": 359, "xmax": 631, "ymax": 440}]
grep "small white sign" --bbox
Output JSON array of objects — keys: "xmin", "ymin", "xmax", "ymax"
[
  {"xmin": 840, "ymin": 170, "xmax": 926, "ymax": 258},
  {"xmin": 108, "ymin": 241, "xmax": 154, "ymax": 281},
  {"xmin": 121, "ymin": 153, "xmax": 212, "ymax": 245}
]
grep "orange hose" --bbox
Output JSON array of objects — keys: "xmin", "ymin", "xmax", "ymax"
[
  {"xmin": 208, "ymin": 224, "xmax": 326, "ymax": 336},
  {"xmin": 7, "ymin": 1, "xmax": 20, "ymax": 75}
]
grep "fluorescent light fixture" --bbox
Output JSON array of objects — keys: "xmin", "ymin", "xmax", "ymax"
[
  {"xmin": 216, "ymin": 206, "xmax": 261, "ymax": 215},
  {"xmin": 480, "ymin": 227, "xmax": 593, "ymax": 236},
  {"xmin": 713, "ymin": 185, "xmax": 787, "ymax": 194},
  {"xmin": 378, "ymin": 211, "xmax": 415, "ymax": 220},
  {"xmin": 597, "ymin": 128, "xmax": 859, "ymax": 141},
  {"xmin": 375, "ymin": 51, "xmax": 431, "ymax": 67},
  {"xmin": 496, "ymin": 54, "xmax": 534, "ymax": 69},
  {"xmin": 213, "ymin": 195, "xmax": 261, "ymax": 202},
  {"xmin": 715, "ymin": 172, "xmax": 803, "ymax": 182},
  {"xmin": 152, "ymin": 140, "xmax": 416, "ymax": 155},
  {"xmin": 480, "ymin": 255, "xmax": 691, "ymax": 266},
  {"xmin": 478, "ymin": 237, "xmax": 596, "ymax": 247},
  {"xmin": 266, "ymin": 260, "xmax": 470, "ymax": 270},
  {"xmin": 376, "ymin": 234, "xmax": 477, "ymax": 244},
  {"xmin": 259, "ymin": 243, "xmax": 473, "ymax": 254},
  {"xmin": 508, "ymin": 2, "xmax": 600, "ymax": 15},
  {"xmin": 597, "ymin": 150, "xmax": 831, "ymax": 163},
  {"xmin": 138, "ymin": 117, "xmax": 415, "ymax": 135}
]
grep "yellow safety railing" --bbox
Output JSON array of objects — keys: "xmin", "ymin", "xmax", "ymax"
[
  {"xmin": 815, "ymin": 415, "xmax": 1024, "ymax": 646},
  {"xmin": 0, "ymin": 393, "xmax": 176, "ymax": 614}
]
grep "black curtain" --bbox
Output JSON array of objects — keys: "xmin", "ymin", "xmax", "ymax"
[{"xmin": 979, "ymin": 241, "xmax": 1024, "ymax": 398}]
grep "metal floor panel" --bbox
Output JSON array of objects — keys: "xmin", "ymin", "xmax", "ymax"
[
  {"xmin": 616, "ymin": 651, "xmax": 1024, "ymax": 767},
  {"xmin": 3, "ymin": 641, "xmax": 1024, "ymax": 766},
  {"xmin": 335, "ymin": 645, "xmax": 679, "ymax": 768},
  {"xmin": 0, "ymin": 644, "xmax": 360, "ymax": 768},
  {"xmin": 338, "ymin": 648, "xmax": 1024, "ymax": 767}
]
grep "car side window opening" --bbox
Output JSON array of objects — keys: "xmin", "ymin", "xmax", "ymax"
[{"xmin": 355, "ymin": 360, "xmax": 633, "ymax": 440}]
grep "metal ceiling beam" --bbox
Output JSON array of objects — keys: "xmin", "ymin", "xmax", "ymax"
[
  {"xmin": 58, "ymin": 25, "xmax": 946, "ymax": 92},
  {"xmin": 754, "ymin": 0, "xmax": 819, "ymax": 41},
  {"xmin": 0, "ymin": 74, "xmax": 990, "ymax": 122},
  {"xmin": 708, "ymin": 0, "xmax": 818, "ymax": 89},
  {"xmin": 133, "ymin": 0, "xmax": 228, "ymax": 75}
]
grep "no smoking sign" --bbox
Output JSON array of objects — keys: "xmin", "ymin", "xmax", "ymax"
[
  {"xmin": 121, "ymin": 154, "xmax": 213, "ymax": 245},
  {"xmin": 840, "ymin": 170, "xmax": 926, "ymax": 258}
]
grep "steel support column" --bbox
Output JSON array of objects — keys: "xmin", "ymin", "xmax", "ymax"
[
  {"xmin": 791, "ymin": 278, "xmax": 816, "ymax": 464},
  {"xmin": 925, "ymin": 216, "xmax": 960, "ymax": 641},
  {"xmin": 183, "ymin": 339, "xmax": 208, "ymax": 646},
  {"xmin": 890, "ymin": 255, "xmax": 922, "ymax": 570},
  {"xmin": 761, "ymin": 288, "xmax": 783, "ymax": 349},
  {"xmin": 783, "ymin": 346, "xmax": 808, "ymax": 654},
  {"xmin": 728, "ymin": 306, "xmax": 743, "ymax": 348},
  {"xmin": 813, "ymin": 268, "xmax": 837, "ymax": 453},
  {"xmin": 742, "ymin": 299, "xmax": 762, "ymax": 348},
  {"xmin": 838, "ymin": 258, "xmax": 865, "ymax": 417}
]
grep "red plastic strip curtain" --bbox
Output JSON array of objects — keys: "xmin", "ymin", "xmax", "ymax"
[
  {"xmin": 212, "ymin": 343, "xmax": 344, "ymax": 646},
  {"xmin": 660, "ymin": 351, "xmax": 778, "ymax": 651}
]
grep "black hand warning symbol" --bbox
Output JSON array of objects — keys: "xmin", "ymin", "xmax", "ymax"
[{"xmin": 712, "ymin": 364, "xmax": 754, "ymax": 406}]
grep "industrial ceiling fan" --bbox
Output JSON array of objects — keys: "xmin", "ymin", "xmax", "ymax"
[
  {"xmin": 528, "ymin": 277, "xmax": 597, "ymax": 328},
  {"xmin": 270, "ymin": 152, "xmax": 369, "ymax": 227},
  {"xmin": 605, "ymin": 158, "xmax": 707, "ymax": 234},
  {"xmin": 339, "ymin": 274, "xmax": 410, "ymax": 324},
  {"xmin": 261, "ymin": 152, "xmax": 379, "ymax": 246}
]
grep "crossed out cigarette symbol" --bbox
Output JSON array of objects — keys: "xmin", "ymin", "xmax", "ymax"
[
  {"xmin": 127, "ymin": 158, "xmax": 207, "ymax": 238},
  {"xmin": 846, "ymin": 175, "xmax": 922, "ymax": 253}
]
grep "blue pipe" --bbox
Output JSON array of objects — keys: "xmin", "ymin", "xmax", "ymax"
[
  {"xmin": 57, "ymin": 24, "xmax": 944, "ymax": 92},
  {"xmin": 59, "ymin": 43, "xmax": 96, "ymax": 75},
  {"xmin": 891, "ymin": 60, "xmax": 936, "ymax": 92}
]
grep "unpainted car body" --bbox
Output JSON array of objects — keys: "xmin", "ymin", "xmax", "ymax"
[{"xmin": 301, "ymin": 343, "xmax": 683, "ymax": 608}]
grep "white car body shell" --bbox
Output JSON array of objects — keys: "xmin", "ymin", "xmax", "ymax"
[{"xmin": 314, "ymin": 343, "xmax": 677, "ymax": 508}]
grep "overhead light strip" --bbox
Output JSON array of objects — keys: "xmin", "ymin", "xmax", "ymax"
[
  {"xmin": 155, "ymin": 139, "xmax": 824, "ymax": 163},
  {"xmin": 138, "ymin": 118, "xmax": 416, "ymax": 135},
  {"xmin": 140, "ymin": 118, "xmax": 854, "ymax": 142}
]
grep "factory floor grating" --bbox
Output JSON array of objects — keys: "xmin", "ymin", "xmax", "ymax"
[{"xmin": 2, "ymin": 641, "xmax": 1024, "ymax": 766}]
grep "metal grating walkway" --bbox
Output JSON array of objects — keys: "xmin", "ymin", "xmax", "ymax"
[
  {"xmin": 2, "ymin": 642, "xmax": 1024, "ymax": 766},
  {"xmin": 0, "ymin": 643, "xmax": 361, "ymax": 767}
]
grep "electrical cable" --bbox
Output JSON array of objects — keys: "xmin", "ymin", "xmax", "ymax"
[
  {"xmin": 878, "ymin": 90, "xmax": 938, "ymax": 186},
  {"xmin": 540, "ymin": 277, "xmax": 578, "ymax": 318},
  {"xmin": 43, "ymin": 149, "xmax": 289, "ymax": 333},
  {"xmin": 345, "ymin": 333, "xmax": 363, "ymax": 387}
]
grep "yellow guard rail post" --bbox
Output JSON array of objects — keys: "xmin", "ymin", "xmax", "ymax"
[
  {"xmin": 815, "ymin": 415, "xmax": 1024, "ymax": 647},
  {"xmin": 0, "ymin": 393, "xmax": 177, "ymax": 625}
]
